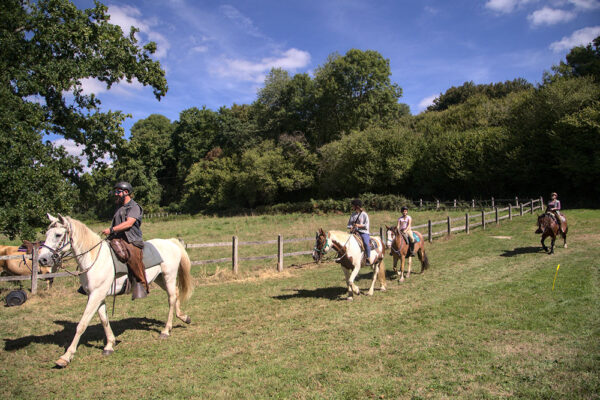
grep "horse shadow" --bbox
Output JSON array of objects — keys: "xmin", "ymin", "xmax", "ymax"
[
  {"xmin": 3, "ymin": 317, "xmax": 164, "ymax": 352},
  {"xmin": 272, "ymin": 287, "xmax": 347, "ymax": 301},
  {"xmin": 500, "ymin": 246, "xmax": 545, "ymax": 257}
]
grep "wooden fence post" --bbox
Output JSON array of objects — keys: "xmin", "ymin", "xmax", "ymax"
[
  {"xmin": 515, "ymin": 196, "xmax": 519, "ymax": 207},
  {"xmin": 31, "ymin": 245, "xmax": 39, "ymax": 295},
  {"xmin": 530, "ymin": 199, "xmax": 534, "ymax": 214},
  {"xmin": 447, "ymin": 216, "xmax": 451, "ymax": 235},
  {"xmin": 277, "ymin": 235, "xmax": 283, "ymax": 272},
  {"xmin": 491, "ymin": 197, "xmax": 495, "ymax": 208},
  {"xmin": 465, "ymin": 213, "xmax": 470, "ymax": 234},
  {"xmin": 436, "ymin": 200, "xmax": 440, "ymax": 210},
  {"xmin": 232, "ymin": 236, "xmax": 238, "ymax": 274},
  {"xmin": 539, "ymin": 196, "xmax": 544, "ymax": 210},
  {"xmin": 453, "ymin": 199, "xmax": 457, "ymax": 208},
  {"xmin": 495, "ymin": 206, "xmax": 499, "ymax": 224},
  {"xmin": 472, "ymin": 199, "xmax": 475, "ymax": 208},
  {"xmin": 419, "ymin": 198, "xmax": 423, "ymax": 208},
  {"xmin": 481, "ymin": 210, "xmax": 486, "ymax": 230},
  {"xmin": 428, "ymin": 220, "xmax": 432, "ymax": 243},
  {"xmin": 520, "ymin": 203, "xmax": 524, "ymax": 216},
  {"xmin": 509, "ymin": 205, "xmax": 512, "ymax": 220}
]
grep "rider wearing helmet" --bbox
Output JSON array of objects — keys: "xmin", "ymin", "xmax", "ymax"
[
  {"xmin": 347, "ymin": 199, "xmax": 371, "ymax": 265},
  {"xmin": 102, "ymin": 181, "xmax": 148, "ymax": 299},
  {"xmin": 547, "ymin": 192, "xmax": 564, "ymax": 233},
  {"xmin": 397, "ymin": 206, "xmax": 415, "ymax": 256}
]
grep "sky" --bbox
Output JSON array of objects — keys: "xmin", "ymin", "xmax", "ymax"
[{"xmin": 57, "ymin": 0, "xmax": 600, "ymax": 158}]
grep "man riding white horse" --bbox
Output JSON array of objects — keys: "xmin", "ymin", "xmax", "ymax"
[{"xmin": 101, "ymin": 181, "xmax": 148, "ymax": 300}]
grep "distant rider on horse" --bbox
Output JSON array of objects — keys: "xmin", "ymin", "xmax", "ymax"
[
  {"xmin": 547, "ymin": 192, "xmax": 564, "ymax": 233},
  {"xmin": 347, "ymin": 199, "xmax": 371, "ymax": 265},
  {"xmin": 397, "ymin": 206, "xmax": 416, "ymax": 256}
]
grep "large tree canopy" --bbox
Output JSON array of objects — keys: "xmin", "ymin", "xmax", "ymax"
[{"xmin": 0, "ymin": 0, "xmax": 167, "ymax": 238}]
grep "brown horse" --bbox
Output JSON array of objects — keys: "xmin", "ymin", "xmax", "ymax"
[
  {"xmin": 385, "ymin": 226, "xmax": 429, "ymax": 281},
  {"xmin": 0, "ymin": 245, "xmax": 53, "ymax": 287},
  {"xmin": 535, "ymin": 213, "xmax": 568, "ymax": 254}
]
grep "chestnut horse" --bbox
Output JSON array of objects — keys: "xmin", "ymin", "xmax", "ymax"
[
  {"xmin": 0, "ymin": 245, "xmax": 53, "ymax": 288},
  {"xmin": 535, "ymin": 213, "xmax": 568, "ymax": 254},
  {"xmin": 385, "ymin": 226, "xmax": 429, "ymax": 281}
]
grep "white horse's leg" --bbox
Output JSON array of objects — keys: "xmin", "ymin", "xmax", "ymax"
[
  {"xmin": 367, "ymin": 264, "xmax": 378, "ymax": 296},
  {"xmin": 341, "ymin": 266, "xmax": 353, "ymax": 300},
  {"xmin": 154, "ymin": 273, "xmax": 190, "ymax": 339},
  {"xmin": 96, "ymin": 302, "xmax": 116, "ymax": 356},
  {"xmin": 348, "ymin": 264, "xmax": 361, "ymax": 296},
  {"xmin": 406, "ymin": 256, "xmax": 412, "ymax": 279},
  {"xmin": 56, "ymin": 291, "xmax": 106, "ymax": 368}
]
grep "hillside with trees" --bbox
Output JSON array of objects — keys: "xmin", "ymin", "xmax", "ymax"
[{"xmin": 2, "ymin": 0, "xmax": 599, "ymax": 239}]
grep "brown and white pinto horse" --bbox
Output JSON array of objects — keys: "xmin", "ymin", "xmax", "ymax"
[
  {"xmin": 535, "ymin": 213, "xmax": 568, "ymax": 254},
  {"xmin": 312, "ymin": 229, "xmax": 386, "ymax": 300},
  {"xmin": 385, "ymin": 226, "xmax": 429, "ymax": 281}
]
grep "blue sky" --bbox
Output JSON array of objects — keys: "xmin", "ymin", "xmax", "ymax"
[{"xmin": 59, "ymin": 0, "xmax": 600, "ymax": 156}]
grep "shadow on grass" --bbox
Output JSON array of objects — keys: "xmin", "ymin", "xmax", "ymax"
[
  {"xmin": 3, "ymin": 317, "xmax": 165, "ymax": 352},
  {"xmin": 500, "ymin": 246, "xmax": 545, "ymax": 257},
  {"xmin": 272, "ymin": 287, "xmax": 347, "ymax": 301}
]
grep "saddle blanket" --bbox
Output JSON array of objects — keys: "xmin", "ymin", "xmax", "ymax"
[{"xmin": 109, "ymin": 241, "xmax": 163, "ymax": 276}]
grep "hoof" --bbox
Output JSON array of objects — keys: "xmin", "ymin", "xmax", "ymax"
[
  {"xmin": 367, "ymin": 291, "xmax": 374, "ymax": 296},
  {"xmin": 381, "ymin": 287, "xmax": 386, "ymax": 292},
  {"xmin": 184, "ymin": 316, "xmax": 191, "ymax": 324},
  {"xmin": 564, "ymin": 244, "xmax": 568, "ymax": 248},
  {"xmin": 159, "ymin": 333, "xmax": 170, "ymax": 339},
  {"xmin": 346, "ymin": 297, "xmax": 354, "ymax": 301},
  {"xmin": 55, "ymin": 358, "xmax": 69, "ymax": 368},
  {"xmin": 102, "ymin": 349, "xmax": 114, "ymax": 356}
]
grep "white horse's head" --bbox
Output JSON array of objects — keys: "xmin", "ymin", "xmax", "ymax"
[
  {"xmin": 312, "ymin": 228, "xmax": 330, "ymax": 262},
  {"xmin": 38, "ymin": 214, "xmax": 72, "ymax": 267}
]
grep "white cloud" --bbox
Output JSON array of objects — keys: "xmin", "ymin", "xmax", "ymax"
[
  {"xmin": 485, "ymin": 0, "xmax": 537, "ymax": 13},
  {"xmin": 528, "ymin": 7, "xmax": 576, "ymax": 26},
  {"xmin": 568, "ymin": 0, "xmax": 600, "ymax": 10},
  {"xmin": 418, "ymin": 95, "xmax": 438, "ymax": 110},
  {"xmin": 78, "ymin": 77, "xmax": 144, "ymax": 96},
  {"xmin": 212, "ymin": 48, "xmax": 311, "ymax": 83},
  {"xmin": 219, "ymin": 5, "xmax": 264, "ymax": 39},
  {"xmin": 107, "ymin": 5, "xmax": 170, "ymax": 59},
  {"xmin": 52, "ymin": 139, "xmax": 112, "ymax": 172},
  {"xmin": 550, "ymin": 25, "xmax": 600, "ymax": 51}
]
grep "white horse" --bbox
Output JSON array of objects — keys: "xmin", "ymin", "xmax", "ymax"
[
  {"xmin": 312, "ymin": 229, "xmax": 386, "ymax": 300},
  {"xmin": 38, "ymin": 214, "xmax": 193, "ymax": 368}
]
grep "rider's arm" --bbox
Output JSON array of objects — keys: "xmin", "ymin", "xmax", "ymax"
[
  {"xmin": 406, "ymin": 216, "xmax": 412, "ymax": 230},
  {"xmin": 110, "ymin": 217, "xmax": 136, "ymax": 234}
]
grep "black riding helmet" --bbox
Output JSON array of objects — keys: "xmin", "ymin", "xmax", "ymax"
[
  {"xmin": 401, "ymin": 206, "xmax": 408, "ymax": 212},
  {"xmin": 114, "ymin": 181, "xmax": 133, "ymax": 194},
  {"xmin": 351, "ymin": 199, "xmax": 362, "ymax": 207}
]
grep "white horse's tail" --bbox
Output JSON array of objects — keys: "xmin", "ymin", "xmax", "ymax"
[{"xmin": 171, "ymin": 238, "xmax": 193, "ymax": 303}]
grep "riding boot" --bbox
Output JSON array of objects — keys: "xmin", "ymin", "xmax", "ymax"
[
  {"xmin": 131, "ymin": 278, "xmax": 147, "ymax": 300},
  {"xmin": 409, "ymin": 242, "xmax": 415, "ymax": 257}
]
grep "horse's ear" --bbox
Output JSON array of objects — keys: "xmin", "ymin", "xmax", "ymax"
[
  {"xmin": 47, "ymin": 213, "xmax": 58, "ymax": 223},
  {"xmin": 57, "ymin": 214, "xmax": 68, "ymax": 225},
  {"xmin": 319, "ymin": 228, "xmax": 324, "ymax": 235}
]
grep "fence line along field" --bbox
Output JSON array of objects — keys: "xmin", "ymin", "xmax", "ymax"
[
  {"xmin": 1, "ymin": 209, "xmax": 598, "ymax": 399},
  {"xmin": 0, "ymin": 198, "xmax": 544, "ymax": 291}
]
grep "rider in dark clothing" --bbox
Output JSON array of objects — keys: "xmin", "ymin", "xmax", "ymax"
[{"xmin": 102, "ymin": 181, "xmax": 148, "ymax": 300}]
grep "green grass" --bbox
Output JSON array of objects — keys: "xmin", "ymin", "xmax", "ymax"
[{"xmin": 1, "ymin": 210, "xmax": 598, "ymax": 399}]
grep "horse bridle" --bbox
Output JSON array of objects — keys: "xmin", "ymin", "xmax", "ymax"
[
  {"xmin": 41, "ymin": 223, "xmax": 104, "ymax": 275},
  {"xmin": 386, "ymin": 227, "xmax": 405, "ymax": 257},
  {"xmin": 313, "ymin": 233, "xmax": 330, "ymax": 261}
]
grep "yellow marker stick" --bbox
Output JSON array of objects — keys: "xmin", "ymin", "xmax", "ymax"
[{"xmin": 552, "ymin": 264, "xmax": 560, "ymax": 290}]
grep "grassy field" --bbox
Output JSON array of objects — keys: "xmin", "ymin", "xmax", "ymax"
[{"xmin": 0, "ymin": 209, "xmax": 598, "ymax": 399}]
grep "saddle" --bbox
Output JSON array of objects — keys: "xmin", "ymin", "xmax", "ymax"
[{"xmin": 352, "ymin": 233, "xmax": 378, "ymax": 253}]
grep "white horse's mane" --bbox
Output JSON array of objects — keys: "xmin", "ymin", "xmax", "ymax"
[{"xmin": 63, "ymin": 216, "xmax": 101, "ymax": 255}]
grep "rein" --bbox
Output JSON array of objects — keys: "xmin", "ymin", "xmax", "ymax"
[{"xmin": 42, "ymin": 228, "xmax": 105, "ymax": 276}]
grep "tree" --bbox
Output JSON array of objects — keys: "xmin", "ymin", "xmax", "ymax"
[
  {"xmin": 313, "ymin": 49, "xmax": 403, "ymax": 146},
  {"xmin": 1, "ymin": 0, "xmax": 167, "ymax": 238},
  {"xmin": 549, "ymin": 36, "xmax": 600, "ymax": 82}
]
